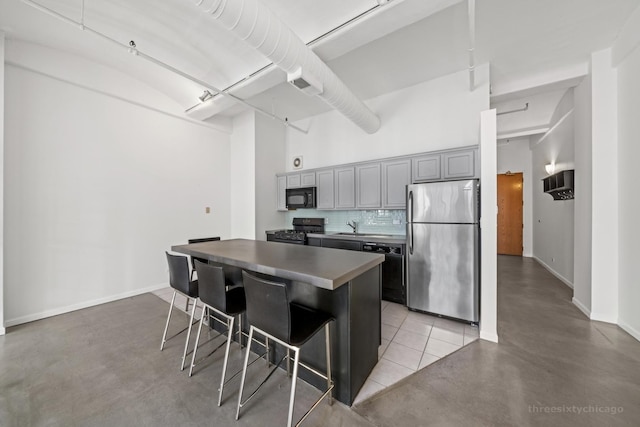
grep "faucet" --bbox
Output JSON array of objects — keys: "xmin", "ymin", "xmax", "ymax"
[{"xmin": 346, "ymin": 220, "xmax": 358, "ymax": 234}]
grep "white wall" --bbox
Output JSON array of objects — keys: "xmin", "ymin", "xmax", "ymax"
[
  {"xmin": 3, "ymin": 51, "xmax": 231, "ymax": 326},
  {"xmin": 254, "ymin": 114, "xmax": 287, "ymax": 239},
  {"xmin": 480, "ymin": 109, "xmax": 498, "ymax": 343},
  {"xmin": 615, "ymin": 21, "xmax": 640, "ymax": 340},
  {"xmin": 230, "ymin": 111, "xmax": 256, "ymax": 239},
  {"xmin": 572, "ymin": 73, "xmax": 593, "ymax": 315},
  {"xmin": 497, "ymin": 139, "xmax": 533, "ymax": 257},
  {"xmin": 0, "ymin": 32, "xmax": 5, "ymax": 335},
  {"xmin": 530, "ymin": 90, "xmax": 575, "ymax": 286},
  {"xmin": 287, "ymin": 65, "xmax": 490, "ymax": 169},
  {"xmin": 589, "ymin": 49, "xmax": 619, "ymax": 323}
]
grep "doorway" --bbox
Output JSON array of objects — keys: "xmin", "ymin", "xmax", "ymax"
[{"xmin": 497, "ymin": 172, "xmax": 523, "ymax": 256}]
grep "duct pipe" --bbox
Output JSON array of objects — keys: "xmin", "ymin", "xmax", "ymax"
[
  {"xmin": 191, "ymin": 0, "xmax": 381, "ymax": 134},
  {"xmin": 468, "ymin": 0, "xmax": 475, "ymax": 91}
]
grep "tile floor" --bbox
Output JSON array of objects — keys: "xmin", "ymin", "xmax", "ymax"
[
  {"xmin": 151, "ymin": 288, "xmax": 479, "ymax": 406},
  {"xmin": 353, "ymin": 300, "xmax": 479, "ymax": 404}
]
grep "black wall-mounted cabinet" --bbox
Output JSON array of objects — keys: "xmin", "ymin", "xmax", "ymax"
[{"xmin": 543, "ymin": 169, "xmax": 575, "ymax": 200}]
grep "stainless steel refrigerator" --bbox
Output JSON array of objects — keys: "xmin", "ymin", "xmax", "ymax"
[{"xmin": 406, "ymin": 179, "xmax": 479, "ymax": 323}]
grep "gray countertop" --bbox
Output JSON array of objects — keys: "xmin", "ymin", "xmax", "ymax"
[
  {"xmin": 307, "ymin": 232, "xmax": 407, "ymax": 245},
  {"xmin": 171, "ymin": 238, "xmax": 384, "ymax": 291}
]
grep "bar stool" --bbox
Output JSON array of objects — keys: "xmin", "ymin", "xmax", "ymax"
[
  {"xmin": 236, "ymin": 271, "xmax": 334, "ymax": 427},
  {"xmin": 188, "ymin": 260, "xmax": 246, "ymax": 406},
  {"xmin": 161, "ymin": 252, "xmax": 200, "ymax": 371}
]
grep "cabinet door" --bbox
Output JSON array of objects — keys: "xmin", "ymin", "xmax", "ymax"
[
  {"xmin": 356, "ymin": 163, "xmax": 381, "ymax": 209},
  {"xmin": 442, "ymin": 150, "xmax": 475, "ymax": 179},
  {"xmin": 412, "ymin": 154, "xmax": 441, "ymax": 182},
  {"xmin": 301, "ymin": 172, "xmax": 316, "ymax": 187},
  {"xmin": 334, "ymin": 167, "xmax": 356, "ymax": 209},
  {"xmin": 276, "ymin": 175, "xmax": 287, "ymax": 211},
  {"xmin": 316, "ymin": 169, "xmax": 335, "ymax": 209},
  {"xmin": 286, "ymin": 174, "xmax": 301, "ymax": 188},
  {"xmin": 382, "ymin": 159, "xmax": 411, "ymax": 208}
]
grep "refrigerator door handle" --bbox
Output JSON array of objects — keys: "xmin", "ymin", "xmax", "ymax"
[{"xmin": 408, "ymin": 190, "xmax": 413, "ymax": 255}]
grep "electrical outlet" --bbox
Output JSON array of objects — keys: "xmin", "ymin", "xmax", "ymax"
[
  {"xmin": 551, "ymin": 257, "xmax": 555, "ymax": 262},
  {"xmin": 205, "ymin": 207, "xmax": 211, "ymax": 214},
  {"xmin": 392, "ymin": 219, "xmax": 400, "ymax": 225},
  {"xmin": 324, "ymin": 218, "xmax": 329, "ymax": 224}
]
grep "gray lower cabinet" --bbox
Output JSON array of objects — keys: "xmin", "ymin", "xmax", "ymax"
[
  {"xmin": 356, "ymin": 163, "xmax": 381, "ymax": 209},
  {"xmin": 382, "ymin": 159, "xmax": 411, "ymax": 208},
  {"xmin": 334, "ymin": 166, "xmax": 356, "ymax": 209},
  {"xmin": 442, "ymin": 149, "xmax": 475, "ymax": 179},
  {"xmin": 277, "ymin": 175, "xmax": 287, "ymax": 211},
  {"xmin": 412, "ymin": 154, "xmax": 441, "ymax": 182},
  {"xmin": 316, "ymin": 169, "xmax": 335, "ymax": 209}
]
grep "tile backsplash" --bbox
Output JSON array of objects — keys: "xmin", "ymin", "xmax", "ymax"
[{"xmin": 285, "ymin": 209, "xmax": 406, "ymax": 235}]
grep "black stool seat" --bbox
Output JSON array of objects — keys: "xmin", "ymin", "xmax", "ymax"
[
  {"xmin": 289, "ymin": 303, "xmax": 333, "ymax": 346},
  {"xmin": 224, "ymin": 287, "xmax": 246, "ymax": 316}
]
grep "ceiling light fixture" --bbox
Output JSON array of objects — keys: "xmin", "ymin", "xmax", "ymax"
[{"xmin": 198, "ymin": 90, "xmax": 213, "ymax": 103}]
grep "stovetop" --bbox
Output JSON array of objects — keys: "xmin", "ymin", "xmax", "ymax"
[
  {"xmin": 273, "ymin": 229, "xmax": 306, "ymax": 241},
  {"xmin": 270, "ymin": 218, "xmax": 325, "ymax": 243}
]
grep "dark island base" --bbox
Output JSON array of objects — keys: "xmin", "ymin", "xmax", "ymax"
[{"xmin": 208, "ymin": 262, "xmax": 381, "ymax": 406}]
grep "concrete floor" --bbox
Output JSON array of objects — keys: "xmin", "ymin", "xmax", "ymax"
[
  {"xmin": 353, "ymin": 256, "xmax": 640, "ymax": 426},
  {"xmin": 1, "ymin": 255, "xmax": 639, "ymax": 426}
]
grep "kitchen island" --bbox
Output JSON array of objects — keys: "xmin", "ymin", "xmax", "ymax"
[{"xmin": 171, "ymin": 239, "xmax": 384, "ymax": 405}]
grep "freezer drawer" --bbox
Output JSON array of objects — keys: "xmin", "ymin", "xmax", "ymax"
[
  {"xmin": 407, "ymin": 223, "xmax": 479, "ymax": 322},
  {"xmin": 407, "ymin": 180, "xmax": 478, "ymax": 224}
]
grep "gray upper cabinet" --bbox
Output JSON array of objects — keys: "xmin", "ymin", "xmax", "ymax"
[
  {"xmin": 334, "ymin": 166, "xmax": 356, "ymax": 209},
  {"xmin": 442, "ymin": 149, "xmax": 475, "ymax": 179},
  {"xmin": 356, "ymin": 163, "xmax": 381, "ymax": 209},
  {"xmin": 316, "ymin": 169, "xmax": 335, "ymax": 209},
  {"xmin": 382, "ymin": 159, "xmax": 411, "ymax": 208},
  {"xmin": 286, "ymin": 174, "xmax": 301, "ymax": 188},
  {"xmin": 301, "ymin": 172, "xmax": 316, "ymax": 187},
  {"xmin": 412, "ymin": 154, "xmax": 441, "ymax": 182},
  {"xmin": 276, "ymin": 175, "xmax": 287, "ymax": 211},
  {"xmin": 286, "ymin": 172, "xmax": 315, "ymax": 188},
  {"xmin": 275, "ymin": 146, "xmax": 479, "ymax": 211}
]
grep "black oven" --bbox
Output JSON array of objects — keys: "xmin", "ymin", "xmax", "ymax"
[{"xmin": 285, "ymin": 187, "xmax": 316, "ymax": 209}]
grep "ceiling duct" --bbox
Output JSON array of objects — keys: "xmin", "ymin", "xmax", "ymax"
[{"xmin": 191, "ymin": 0, "xmax": 381, "ymax": 134}]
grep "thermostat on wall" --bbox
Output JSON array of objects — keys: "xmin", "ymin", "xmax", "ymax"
[{"xmin": 292, "ymin": 156, "xmax": 303, "ymax": 169}]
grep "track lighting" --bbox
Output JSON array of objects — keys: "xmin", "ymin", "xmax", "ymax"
[{"xmin": 198, "ymin": 90, "xmax": 213, "ymax": 102}]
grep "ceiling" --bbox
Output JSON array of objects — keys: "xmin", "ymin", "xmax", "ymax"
[{"xmin": 1, "ymin": 0, "xmax": 639, "ymax": 130}]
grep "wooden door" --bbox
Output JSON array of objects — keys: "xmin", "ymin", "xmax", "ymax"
[{"xmin": 497, "ymin": 172, "xmax": 523, "ymax": 256}]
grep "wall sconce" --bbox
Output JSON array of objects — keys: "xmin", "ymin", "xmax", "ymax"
[
  {"xmin": 545, "ymin": 163, "xmax": 555, "ymax": 175},
  {"xmin": 198, "ymin": 90, "xmax": 213, "ymax": 103}
]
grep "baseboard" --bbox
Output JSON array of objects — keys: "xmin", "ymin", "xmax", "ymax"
[
  {"xmin": 480, "ymin": 330, "xmax": 499, "ymax": 343},
  {"xmin": 618, "ymin": 318, "xmax": 640, "ymax": 343},
  {"xmin": 4, "ymin": 283, "xmax": 169, "ymax": 328},
  {"xmin": 572, "ymin": 297, "xmax": 591, "ymax": 318},
  {"xmin": 532, "ymin": 256, "xmax": 574, "ymax": 288}
]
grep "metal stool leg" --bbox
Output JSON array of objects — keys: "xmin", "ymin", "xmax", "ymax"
[
  {"xmin": 236, "ymin": 326, "xmax": 255, "ymax": 421},
  {"xmin": 188, "ymin": 306, "xmax": 207, "ymax": 377},
  {"xmin": 181, "ymin": 297, "xmax": 197, "ymax": 370},
  {"xmin": 218, "ymin": 316, "xmax": 235, "ymax": 406},
  {"xmin": 325, "ymin": 323, "xmax": 333, "ymax": 405},
  {"xmin": 286, "ymin": 348, "xmax": 301, "ymax": 427},
  {"xmin": 160, "ymin": 291, "xmax": 177, "ymax": 351}
]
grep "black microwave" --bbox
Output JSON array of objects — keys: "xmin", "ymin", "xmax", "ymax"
[{"xmin": 286, "ymin": 187, "xmax": 316, "ymax": 209}]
